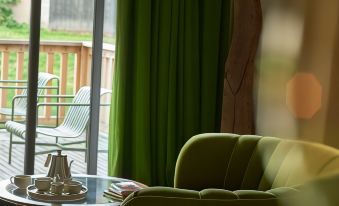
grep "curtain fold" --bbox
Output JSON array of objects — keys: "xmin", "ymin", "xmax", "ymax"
[{"xmin": 109, "ymin": 0, "xmax": 232, "ymax": 186}]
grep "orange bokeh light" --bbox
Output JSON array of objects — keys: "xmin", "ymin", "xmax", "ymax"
[{"xmin": 286, "ymin": 73, "xmax": 322, "ymax": 119}]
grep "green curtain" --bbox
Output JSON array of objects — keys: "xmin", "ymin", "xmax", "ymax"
[{"xmin": 108, "ymin": 0, "xmax": 232, "ymax": 186}]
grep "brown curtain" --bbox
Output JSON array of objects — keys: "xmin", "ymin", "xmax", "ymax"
[{"xmin": 221, "ymin": 0, "xmax": 262, "ymax": 134}]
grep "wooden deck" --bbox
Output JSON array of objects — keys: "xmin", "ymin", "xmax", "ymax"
[{"xmin": 0, "ymin": 129, "xmax": 108, "ymax": 180}]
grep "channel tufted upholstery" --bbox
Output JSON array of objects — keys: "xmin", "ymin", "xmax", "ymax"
[{"xmin": 122, "ymin": 133, "xmax": 339, "ymax": 206}]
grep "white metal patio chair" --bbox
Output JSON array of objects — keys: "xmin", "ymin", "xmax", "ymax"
[
  {"xmin": 5, "ymin": 86, "xmax": 111, "ymax": 164},
  {"xmin": 0, "ymin": 72, "xmax": 60, "ymax": 124}
]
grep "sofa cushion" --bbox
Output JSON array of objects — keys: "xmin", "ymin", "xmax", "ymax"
[
  {"xmin": 234, "ymin": 190, "xmax": 276, "ymax": 199},
  {"xmin": 131, "ymin": 187, "xmax": 299, "ymax": 201},
  {"xmin": 200, "ymin": 189, "xmax": 238, "ymax": 199},
  {"xmin": 134, "ymin": 187, "xmax": 200, "ymax": 199}
]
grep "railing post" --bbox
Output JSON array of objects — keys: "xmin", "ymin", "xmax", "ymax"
[
  {"xmin": 60, "ymin": 52, "xmax": 68, "ymax": 117},
  {"xmin": 0, "ymin": 51, "xmax": 9, "ymax": 109},
  {"xmin": 74, "ymin": 51, "xmax": 82, "ymax": 93},
  {"xmin": 101, "ymin": 55, "xmax": 107, "ymax": 88},
  {"xmin": 16, "ymin": 51, "xmax": 24, "ymax": 95},
  {"xmin": 86, "ymin": 53, "xmax": 92, "ymax": 86},
  {"xmin": 80, "ymin": 46, "xmax": 89, "ymax": 88},
  {"xmin": 100, "ymin": 55, "xmax": 109, "ymax": 128},
  {"xmin": 44, "ymin": 52, "xmax": 55, "ymax": 120},
  {"xmin": 106, "ymin": 57, "xmax": 113, "ymax": 89}
]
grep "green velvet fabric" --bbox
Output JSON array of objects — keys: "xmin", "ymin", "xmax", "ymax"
[
  {"xmin": 267, "ymin": 187, "xmax": 299, "ymax": 198},
  {"xmin": 175, "ymin": 134, "xmax": 339, "ymax": 191},
  {"xmin": 289, "ymin": 174, "xmax": 339, "ymax": 206},
  {"xmin": 122, "ymin": 187, "xmax": 283, "ymax": 206},
  {"xmin": 122, "ymin": 133, "xmax": 339, "ymax": 206},
  {"xmin": 174, "ymin": 133, "xmax": 239, "ymax": 190},
  {"xmin": 123, "ymin": 196, "xmax": 281, "ymax": 206},
  {"xmin": 233, "ymin": 190, "xmax": 276, "ymax": 199},
  {"xmin": 200, "ymin": 189, "xmax": 238, "ymax": 200},
  {"xmin": 135, "ymin": 187, "xmax": 200, "ymax": 199},
  {"xmin": 108, "ymin": 0, "xmax": 232, "ymax": 186}
]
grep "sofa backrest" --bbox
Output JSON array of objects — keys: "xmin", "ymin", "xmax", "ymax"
[{"xmin": 174, "ymin": 133, "xmax": 339, "ymax": 191}]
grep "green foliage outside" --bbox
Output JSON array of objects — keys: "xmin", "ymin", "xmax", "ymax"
[{"xmin": 0, "ymin": 0, "xmax": 21, "ymax": 28}]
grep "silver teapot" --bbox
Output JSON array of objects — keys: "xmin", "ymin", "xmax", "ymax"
[{"xmin": 44, "ymin": 150, "xmax": 74, "ymax": 181}]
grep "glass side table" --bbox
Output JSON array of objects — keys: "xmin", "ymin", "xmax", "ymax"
[{"xmin": 0, "ymin": 174, "xmax": 125, "ymax": 206}]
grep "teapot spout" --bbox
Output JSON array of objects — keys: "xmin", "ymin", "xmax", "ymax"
[{"xmin": 44, "ymin": 154, "xmax": 52, "ymax": 167}]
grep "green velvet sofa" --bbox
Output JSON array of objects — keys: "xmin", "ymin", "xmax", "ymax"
[{"xmin": 122, "ymin": 133, "xmax": 339, "ymax": 206}]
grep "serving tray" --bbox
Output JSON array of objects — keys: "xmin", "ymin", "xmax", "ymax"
[{"xmin": 27, "ymin": 185, "xmax": 88, "ymax": 202}]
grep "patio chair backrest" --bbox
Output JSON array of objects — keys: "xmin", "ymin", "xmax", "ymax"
[
  {"xmin": 60, "ymin": 86, "xmax": 111, "ymax": 136},
  {"xmin": 15, "ymin": 72, "xmax": 59, "ymax": 111}
]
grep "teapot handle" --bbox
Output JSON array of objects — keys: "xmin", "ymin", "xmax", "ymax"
[
  {"xmin": 44, "ymin": 154, "xmax": 52, "ymax": 167},
  {"xmin": 68, "ymin": 160, "xmax": 74, "ymax": 178}
]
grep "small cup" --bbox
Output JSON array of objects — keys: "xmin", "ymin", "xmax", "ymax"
[
  {"xmin": 63, "ymin": 178, "xmax": 72, "ymax": 184},
  {"xmin": 34, "ymin": 177, "xmax": 52, "ymax": 192},
  {"xmin": 10, "ymin": 175, "xmax": 32, "ymax": 190},
  {"xmin": 63, "ymin": 180, "xmax": 82, "ymax": 194},
  {"xmin": 50, "ymin": 182, "xmax": 64, "ymax": 195}
]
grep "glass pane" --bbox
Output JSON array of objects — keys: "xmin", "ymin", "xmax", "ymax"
[
  {"xmin": 0, "ymin": 0, "xmax": 114, "ymax": 179},
  {"xmin": 0, "ymin": 0, "xmax": 31, "ymax": 179}
]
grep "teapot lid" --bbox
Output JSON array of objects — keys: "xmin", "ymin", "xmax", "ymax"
[{"xmin": 56, "ymin": 150, "xmax": 67, "ymax": 157}]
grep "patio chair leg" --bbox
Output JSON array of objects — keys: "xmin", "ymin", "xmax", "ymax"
[
  {"xmin": 56, "ymin": 137, "xmax": 58, "ymax": 144},
  {"xmin": 8, "ymin": 132, "xmax": 13, "ymax": 164}
]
